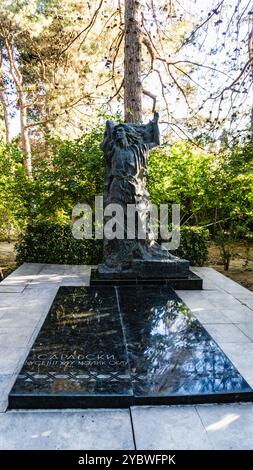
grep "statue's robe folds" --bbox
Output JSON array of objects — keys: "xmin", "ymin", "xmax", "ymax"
[{"xmin": 99, "ymin": 119, "xmax": 190, "ymax": 278}]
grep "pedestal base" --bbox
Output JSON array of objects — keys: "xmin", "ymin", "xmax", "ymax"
[
  {"xmin": 98, "ymin": 258, "xmax": 190, "ymax": 279},
  {"xmin": 92, "ymin": 269, "xmax": 203, "ymax": 290}
]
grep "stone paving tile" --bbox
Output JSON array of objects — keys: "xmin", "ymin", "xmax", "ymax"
[
  {"xmin": 61, "ymin": 275, "xmax": 90, "ymax": 286},
  {"xmin": 237, "ymin": 323, "xmax": 253, "ymax": 342},
  {"xmin": 0, "ymin": 285, "xmax": 26, "ymax": 293},
  {"xmin": 0, "ymin": 263, "xmax": 44, "ymax": 286},
  {"xmin": 131, "ymin": 406, "xmax": 212, "ymax": 450},
  {"xmin": 28, "ymin": 279, "xmax": 61, "ymax": 287},
  {"xmin": 194, "ymin": 268, "xmax": 251, "ymax": 296},
  {"xmin": 193, "ymin": 310, "xmax": 233, "ymax": 324},
  {"xmin": 0, "ymin": 293, "xmax": 21, "ymax": 307},
  {"xmin": 0, "ymin": 409, "xmax": 134, "ymax": 450},
  {"xmin": 235, "ymin": 296, "xmax": 253, "ymax": 311},
  {"xmin": 0, "ymin": 347, "xmax": 28, "ymax": 375},
  {"xmin": 204, "ymin": 323, "xmax": 251, "ymax": 344},
  {"xmin": 218, "ymin": 342, "xmax": 253, "ymax": 388},
  {"xmin": 0, "ymin": 401, "xmax": 8, "ymax": 413},
  {"xmin": 175, "ymin": 293, "xmax": 215, "ymax": 313},
  {"xmin": 0, "ymin": 311, "xmax": 42, "ymax": 330},
  {"xmin": 0, "ymin": 375, "xmax": 16, "ymax": 402},
  {"xmin": 220, "ymin": 305, "xmax": 253, "ymax": 323},
  {"xmin": 0, "ymin": 327, "xmax": 34, "ymax": 350},
  {"xmin": 20, "ymin": 285, "xmax": 58, "ymax": 305},
  {"xmin": 197, "ymin": 403, "xmax": 253, "ymax": 450}
]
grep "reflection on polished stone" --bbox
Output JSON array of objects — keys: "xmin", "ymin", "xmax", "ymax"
[
  {"xmin": 11, "ymin": 287, "xmax": 132, "ymax": 398},
  {"xmin": 9, "ymin": 285, "xmax": 252, "ymax": 408},
  {"xmin": 118, "ymin": 286, "xmax": 248, "ymax": 396}
]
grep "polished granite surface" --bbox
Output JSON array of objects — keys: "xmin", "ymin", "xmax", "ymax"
[{"xmin": 9, "ymin": 285, "xmax": 253, "ymax": 408}]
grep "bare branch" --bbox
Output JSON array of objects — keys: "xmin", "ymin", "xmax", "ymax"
[
  {"xmin": 58, "ymin": 0, "xmax": 104, "ymax": 56},
  {"xmin": 143, "ymin": 88, "xmax": 157, "ymax": 112}
]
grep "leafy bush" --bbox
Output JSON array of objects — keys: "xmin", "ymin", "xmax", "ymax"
[
  {"xmin": 16, "ymin": 221, "xmax": 208, "ymax": 268},
  {"xmin": 16, "ymin": 221, "xmax": 103, "ymax": 265},
  {"xmin": 174, "ymin": 225, "xmax": 209, "ymax": 266},
  {"xmin": 26, "ymin": 128, "xmax": 105, "ymax": 222},
  {"xmin": 0, "ymin": 142, "xmax": 28, "ymax": 240}
]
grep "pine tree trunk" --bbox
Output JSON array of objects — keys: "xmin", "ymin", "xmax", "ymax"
[
  {"xmin": 124, "ymin": 0, "xmax": 142, "ymax": 123},
  {"xmin": 249, "ymin": 21, "xmax": 253, "ymax": 147},
  {"xmin": 0, "ymin": 50, "xmax": 10, "ymax": 143},
  {"xmin": 3, "ymin": 38, "xmax": 32, "ymax": 177},
  {"xmin": 0, "ymin": 84, "xmax": 10, "ymax": 143},
  {"xmin": 19, "ymin": 91, "xmax": 32, "ymax": 177}
]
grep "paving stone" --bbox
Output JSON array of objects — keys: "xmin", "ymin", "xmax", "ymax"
[
  {"xmin": 0, "ymin": 348, "xmax": 28, "ymax": 374},
  {"xmin": 204, "ymin": 323, "xmax": 251, "ymax": 344},
  {"xmin": 0, "ymin": 285, "xmax": 26, "ymax": 293},
  {"xmin": 218, "ymin": 342, "xmax": 253, "ymax": 387},
  {"xmin": 237, "ymin": 323, "xmax": 253, "ymax": 342},
  {"xmin": 196, "ymin": 268, "xmax": 251, "ymax": 296},
  {"xmin": 235, "ymin": 296, "xmax": 253, "ymax": 311},
  {"xmin": 0, "ymin": 328, "xmax": 34, "ymax": 349},
  {"xmin": 0, "ymin": 409, "xmax": 134, "ymax": 450},
  {"xmin": 61, "ymin": 275, "xmax": 90, "ymax": 286},
  {"xmin": 0, "ymin": 294, "xmax": 21, "ymax": 307},
  {"xmin": 197, "ymin": 403, "xmax": 253, "ymax": 450},
  {"xmin": 0, "ymin": 375, "xmax": 16, "ymax": 402},
  {"xmin": 131, "ymin": 406, "xmax": 211, "ymax": 450},
  {"xmin": 0, "ymin": 401, "xmax": 8, "ymax": 413},
  {"xmin": 0, "ymin": 263, "xmax": 44, "ymax": 286},
  {"xmin": 0, "ymin": 310, "xmax": 41, "ymax": 329},
  {"xmin": 220, "ymin": 305, "xmax": 253, "ymax": 323},
  {"xmin": 193, "ymin": 309, "xmax": 232, "ymax": 324}
]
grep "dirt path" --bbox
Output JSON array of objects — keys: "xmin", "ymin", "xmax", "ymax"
[
  {"xmin": 0, "ymin": 241, "xmax": 16, "ymax": 278},
  {"xmin": 208, "ymin": 242, "xmax": 253, "ymax": 292}
]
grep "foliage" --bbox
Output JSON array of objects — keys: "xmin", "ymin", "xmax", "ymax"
[
  {"xmin": 15, "ymin": 222, "xmax": 209, "ymax": 268},
  {"xmin": 174, "ymin": 226, "xmax": 209, "ymax": 267},
  {"xmin": 1, "ymin": 125, "xmax": 253, "ymax": 271},
  {"xmin": 0, "ymin": 142, "xmax": 28, "ymax": 240},
  {"xmin": 149, "ymin": 139, "xmax": 253, "ymax": 231},
  {"xmin": 16, "ymin": 221, "xmax": 103, "ymax": 265},
  {"xmin": 148, "ymin": 142, "xmax": 213, "ymax": 225},
  {"xmin": 28, "ymin": 126, "xmax": 104, "ymax": 221}
]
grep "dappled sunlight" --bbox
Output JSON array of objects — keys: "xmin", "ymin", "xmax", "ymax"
[
  {"xmin": 31, "ymin": 430, "xmax": 53, "ymax": 439},
  {"xmin": 206, "ymin": 413, "xmax": 240, "ymax": 432},
  {"xmin": 190, "ymin": 308, "xmax": 205, "ymax": 313}
]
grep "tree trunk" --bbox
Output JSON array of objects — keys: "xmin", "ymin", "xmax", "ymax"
[
  {"xmin": 3, "ymin": 38, "xmax": 32, "ymax": 177},
  {"xmin": 19, "ymin": 91, "xmax": 32, "ymax": 176},
  {"xmin": 0, "ymin": 81, "xmax": 10, "ymax": 144},
  {"xmin": 124, "ymin": 0, "xmax": 142, "ymax": 123},
  {"xmin": 0, "ymin": 50, "xmax": 10, "ymax": 143},
  {"xmin": 248, "ymin": 19, "xmax": 253, "ymax": 145},
  {"xmin": 249, "ymin": 22, "xmax": 253, "ymax": 147}
]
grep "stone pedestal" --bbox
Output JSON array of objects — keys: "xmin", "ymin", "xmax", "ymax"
[{"xmin": 98, "ymin": 258, "xmax": 190, "ymax": 279}]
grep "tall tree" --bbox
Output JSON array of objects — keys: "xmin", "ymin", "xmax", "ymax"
[
  {"xmin": 124, "ymin": 0, "xmax": 142, "ymax": 122},
  {"xmin": 0, "ymin": 46, "xmax": 10, "ymax": 143},
  {"xmin": 1, "ymin": 33, "xmax": 32, "ymax": 176},
  {"xmin": 249, "ymin": 18, "xmax": 253, "ymax": 146}
]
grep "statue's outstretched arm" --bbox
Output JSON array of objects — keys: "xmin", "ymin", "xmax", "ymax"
[
  {"xmin": 101, "ymin": 120, "xmax": 115, "ymax": 151},
  {"xmin": 105, "ymin": 120, "xmax": 115, "ymax": 140},
  {"xmin": 148, "ymin": 112, "xmax": 160, "ymax": 149}
]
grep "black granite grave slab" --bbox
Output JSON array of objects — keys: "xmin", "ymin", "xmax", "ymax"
[{"xmin": 9, "ymin": 285, "xmax": 253, "ymax": 408}]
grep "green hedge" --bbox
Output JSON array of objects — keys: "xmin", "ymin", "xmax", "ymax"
[
  {"xmin": 16, "ymin": 221, "xmax": 103, "ymax": 265},
  {"xmin": 174, "ymin": 225, "xmax": 209, "ymax": 266},
  {"xmin": 16, "ymin": 221, "xmax": 208, "ymax": 267}
]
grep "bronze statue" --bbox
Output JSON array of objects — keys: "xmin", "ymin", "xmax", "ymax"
[{"xmin": 98, "ymin": 113, "xmax": 189, "ymax": 278}]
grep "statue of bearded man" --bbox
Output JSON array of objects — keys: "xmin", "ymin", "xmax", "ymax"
[{"xmin": 98, "ymin": 112, "xmax": 178, "ymax": 276}]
